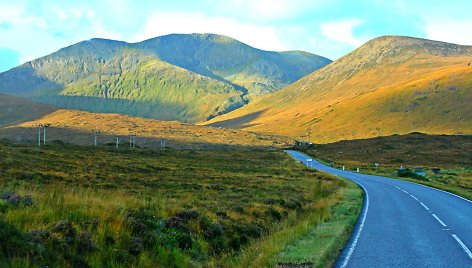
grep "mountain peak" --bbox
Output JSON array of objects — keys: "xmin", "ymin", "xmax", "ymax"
[
  {"xmin": 361, "ymin": 35, "xmax": 472, "ymax": 57},
  {"xmin": 87, "ymin": 38, "xmax": 128, "ymax": 44},
  {"xmin": 0, "ymin": 33, "xmax": 330, "ymax": 123},
  {"xmin": 206, "ymin": 35, "xmax": 472, "ymax": 143},
  {"xmin": 142, "ymin": 33, "xmax": 240, "ymax": 45}
]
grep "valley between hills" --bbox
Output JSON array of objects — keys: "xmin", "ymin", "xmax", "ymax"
[
  {"xmin": 0, "ymin": 33, "xmax": 471, "ymax": 267},
  {"xmin": 206, "ymin": 36, "xmax": 472, "ymax": 143}
]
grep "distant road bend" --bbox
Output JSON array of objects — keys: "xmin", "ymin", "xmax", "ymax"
[{"xmin": 285, "ymin": 150, "xmax": 472, "ymax": 268}]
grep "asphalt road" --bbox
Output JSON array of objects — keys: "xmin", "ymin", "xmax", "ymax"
[{"xmin": 285, "ymin": 150, "xmax": 472, "ymax": 268}]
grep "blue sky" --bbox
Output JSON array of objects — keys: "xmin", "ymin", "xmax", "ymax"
[{"xmin": 1, "ymin": 0, "xmax": 471, "ymax": 72}]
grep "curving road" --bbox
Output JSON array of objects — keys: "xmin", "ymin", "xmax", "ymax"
[{"xmin": 285, "ymin": 150, "xmax": 472, "ymax": 268}]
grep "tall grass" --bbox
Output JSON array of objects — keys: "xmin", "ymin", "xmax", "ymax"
[{"xmin": 0, "ymin": 142, "xmax": 349, "ymax": 267}]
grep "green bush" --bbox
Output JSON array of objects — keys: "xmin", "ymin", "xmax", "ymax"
[
  {"xmin": 397, "ymin": 169, "xmax": 427, "ymax": 180},
  {"xmin": 0, "ymin": 217, "xmax": 30, "ymax": 265},
  {"xmin": 0, "ymin": 200, "xmax": 9, "ymax": 213}
]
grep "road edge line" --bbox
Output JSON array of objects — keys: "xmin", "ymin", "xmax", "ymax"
[
  {"xmin": 338, "ymin": 182, "xmax": 369, "ymax": 268},
  {"xmin": 298, "ymin": 152, "xmax": 472, "ymax": 205},
  {"xmin": 405, "ymin": 180, "xmax": 472, "ymax": 205},
  {"xmin": 283, "ymin": 150, "xmax": 370, "ymax": 268}
]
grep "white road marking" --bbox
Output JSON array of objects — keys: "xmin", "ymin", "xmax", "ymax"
[
  {"xmin": 410, "ymin": 194, "xmax": 418, "ymax": 201},
  {"xmin": 404, "ymin": 180, "xmax": 472, "ymax": 205},
  {"xmin": 452, "ymin": 234, "xmax": 472, "ymax": 260},
  {"xmin": 340, "ymin": 183, "xmax": 370, "ymax": 268},
  {"xmin": 402, "ymin": 189, "xmax": 409, "ymax": 194},
  {"xmin": 287, "ymin": 149, "xmax": 472, "ymax": 206},
  {"xmin": 432, "ymin": 214, "xmax": 447, "ymax": 227},
  {"xmin": 420, "ymin": 202, "xmax": 430, "ymax": 211},
  {"xmin": 285, "ymin": 150, "xmax": 472, "ymax": 263}
]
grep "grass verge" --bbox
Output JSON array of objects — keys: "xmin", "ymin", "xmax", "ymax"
[{"xmin": 217, "ymin": 179, "xmax": 362, "ymax": 267}]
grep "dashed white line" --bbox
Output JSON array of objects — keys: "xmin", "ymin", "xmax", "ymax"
[
  {"xmin": 404, "ymin": 180, "xmax": 472, "ymax": 205},
  {"xmin": 420, "ymin": 202, "xmax": 430, "ymax": 211},
  {"xmin": 286, "ymin": 151, "xmax": 472, "ymax": 263},
  {"xmin": 452, "ymin": 234, "xmax": 472, "ymax": 260},
  {"xmin": 432, "ymin": 214, "xmax": 447, "ymax": 227}
]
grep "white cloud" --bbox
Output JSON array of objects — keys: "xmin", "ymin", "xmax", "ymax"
[
  {"xmin": 0, "ymin": 3, "xmax": 121, "ymax": 65},
  {"xmin": 211, "ymin": 0, "xmax": 324, "ymax": 20},
  {"xmin": 321, "ymin": 19, "xmax": 365, "ymax": 47},
  {"xmin": 19, "ymin": 54, "xmax": 35, "ymax": 64},
  {"xmin": 0, "ymin": 3, "xmax": 23, "ymax": 20},
  {"xmin": 132, "ymin": 12, "xmax": 289, "ymax": 51},
  {"xmin": 425, "ymin": 20, "xmax": 472, "ymax": 45}
]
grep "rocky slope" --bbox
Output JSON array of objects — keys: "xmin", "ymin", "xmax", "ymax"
[
  {"xmin": 206, "ymin": 36, "xmax": 472, "ymax": 142},
  {"xmin": 0, "ymin": 34, "xmax": 330, "ymax": 123}
]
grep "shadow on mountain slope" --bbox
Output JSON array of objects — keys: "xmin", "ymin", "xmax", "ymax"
[{"xmin": 206, "ymin": 109, "xmax": 268, "ymax": 129}]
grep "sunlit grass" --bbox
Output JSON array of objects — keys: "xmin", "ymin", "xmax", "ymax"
[{"xmin": 0, "ymin": 142, "xmax": 351, "ymax": 267}]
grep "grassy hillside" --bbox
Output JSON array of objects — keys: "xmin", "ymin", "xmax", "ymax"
[
  {"xmin": 0, "ymin": 141, "xmax": 351, "ymax": 267},
  {"xmin": 206, "ymin": 36, "xmax": 472, "ymax": 142},
  {"xmin": 297, "ymin": 133, "xmax": 472, "ymax": 199},
  {"xmin": 0, "ymin": 95, "xmax": 292, "ymax": 149},
  {"xmin": 0, "ymin": 34, "xmax": 330, "ymax": 123},
  {"xmin": 137, "ymin": 34, "xmax": 332, "ymax": 97}
]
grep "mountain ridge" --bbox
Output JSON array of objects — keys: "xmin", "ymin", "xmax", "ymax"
[
  {"xmin": 205, "ymin": 35, "xmax": 472, "ymax": 142},
  {"xmin": 0, "ymin": 33, "xmax": 331, "ymax": 123}
]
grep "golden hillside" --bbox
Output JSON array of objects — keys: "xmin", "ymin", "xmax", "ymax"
[
  {"xmin": 205, "ymin": 36, "xmax": 472, "ymax": 143},
  {"xmin": 0, "ymin": 95, "xmax": 291, "ymax": 149}
]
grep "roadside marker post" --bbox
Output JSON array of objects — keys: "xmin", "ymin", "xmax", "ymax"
[{"xmin": 306, "ymin": 158, "xmax": 313, "ymax": 168}]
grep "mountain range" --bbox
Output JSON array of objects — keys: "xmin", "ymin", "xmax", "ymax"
[
  {"xmin": 1, "ymin": 34, "xmax": 470, "ymax": 144},
  {"xmin": 206, "ymin": 36, "xmax": 472, "ymax": 142},
  {"xmin": 0, "ymin": 33, "xmax": 331, "ymax": 123}
]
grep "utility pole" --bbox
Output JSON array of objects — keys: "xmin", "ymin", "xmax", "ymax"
[
  {"xmin": 129, "ymin": 132, "xmax": 136, "ymax": 148},
  {"xmin": 43, "ymin": 124, "xmax": 50, "ymax": 145},
  {"xmin": 116, "ymin": 137, "xmax": 119, "ymax": 149},
  {"xmin": 160, "ymin": 139, "xmax": 166, "ymax": 150},
  {"xmin": 92, "ymin": 129, "xmax": 101, "ymax": 147},
  {"xmin": 38, "ymin": 124, "xmax": 43, "ymax": 147}
]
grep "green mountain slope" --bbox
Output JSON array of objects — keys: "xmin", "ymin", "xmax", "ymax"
[
  {"xmin": 206, "ymin": 36, "xmax": 472, "ymax": 142},
  {"xmin": 137, "ymin": 34, "xmax": 331, "ymax": 97},
  {"xmin": 0, "ymin": 34, "xmax": 330, "ymax": 122}
]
